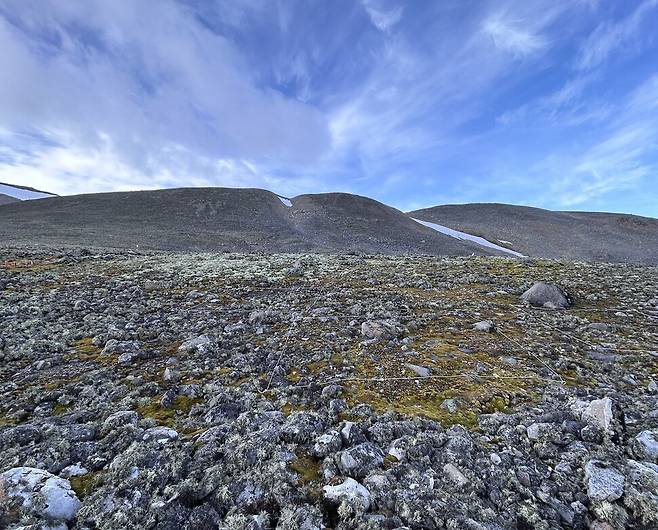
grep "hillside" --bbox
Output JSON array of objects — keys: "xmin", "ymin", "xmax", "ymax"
[
  {"xmin": 409, "ymin": 203, "xmax": 658, "ymax": 265},
  {"xmin": 0, "ymin": 193, "xmax": 19, "ymax": 206},
  {"xmin": 0, "ymin": 187, "xmax": 493, "ymax": 256}
]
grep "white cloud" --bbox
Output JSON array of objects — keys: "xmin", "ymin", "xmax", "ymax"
[
  {"xmin": 577, "ymin": 0, "xmax": 658, "ymax": 70},
  {"xmin": 481, "ymin": 14, "xmax": 548, "ymax": 57},
  {"xmin": 361, "ymin": 0, "xmax": 403, "ymax": 32},
  {"xmin": 0, "ymin": 0, "xmax": 331, "ymax": 195}
]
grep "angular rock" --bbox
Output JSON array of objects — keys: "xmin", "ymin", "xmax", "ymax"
[
  {"xmin": 584, "ymin": 460, "xmax": 625, "ymax": 502},
  {"xmin": 336, "ymin": 442, "xmax": 384, "ymax": 478},
  {"xmin": 323, "ymin": 478, "xmax": 371, "ymax": 510},
  {"xmin": 633, "ymin": 430, "xmax": 658, "ymax": 462}
]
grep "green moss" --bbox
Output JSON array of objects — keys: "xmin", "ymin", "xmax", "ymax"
[
  {"xmin": 135, "ymin": 395, "xmax": 201, "ymax": 427},
  {"xmin": 289, "ymin": 452, "xmax": 322, "ymax": 484},
  {"xmin": 52, "ymin": 403, "xmax": 73, "ymax": 415},
  {"xmin": 69, "ymin": 472, "xmax": 102, "ymax": 499}
]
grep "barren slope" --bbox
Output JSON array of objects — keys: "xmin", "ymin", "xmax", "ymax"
[
  {"xmin": 409, "ymin": 203, "xmax": 658, "ymax": 264},
  {"xmin": 0, "ymin": 188, "xmax": 493, "ymax": 256}
]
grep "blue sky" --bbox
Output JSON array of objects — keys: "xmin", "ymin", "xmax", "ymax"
[{"xmin": 1, "ymin": 0, "xmax": 657, "ymax": 216}]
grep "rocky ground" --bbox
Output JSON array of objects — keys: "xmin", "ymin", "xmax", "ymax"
[{"xmin": 1, "ymin": 247, "xmax": 657, "ymax": 530}]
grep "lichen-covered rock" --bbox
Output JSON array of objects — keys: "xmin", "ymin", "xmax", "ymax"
[
  {"xmin": 0, "ymin": 466, "xmax": 81, "ymax": 524},
  {"xmin": 584, "ymin": 460, "xmax": 625, "ymax": 502}
]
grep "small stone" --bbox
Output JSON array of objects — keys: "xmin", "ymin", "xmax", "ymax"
[
  {"xmin": 584, "ymin": 460, "xmax": 625, "ymax": 502},
  {"xmin": 404, "ymin": 363, "xmax": 431, "ymax": 377},
  {"xmin": 163, "ymin": 367, "xmax": 181, "ymax": 383},
  {"xmin": 473, "ymin": 320, "xmax": 494, "ymax": 332},
  {"xmin": 178, "ymin": 335, "xmax": 212, "ymax": 354},
  {"xmin": 143, "ymin": 426, "xmax": 179, "ymax": 444},
  {"xmin": 443, "ymin": 463, "xmax": 469, "ymax": 488},
  {"xmin": 440, "ymin": 398, "xmax": 463, "ymax": 413}
]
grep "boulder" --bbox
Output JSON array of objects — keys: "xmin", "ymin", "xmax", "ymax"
[
  {"xmin": 336, "ymin": 442, "xmax": 385, "ymax": 478},
  {"xmin": 521, "ymin": 282, "xmax": 571, "ymax": 309},
  {"xmin": 0, "ymin": 467, "xmax": 81, "ymax": 524}
]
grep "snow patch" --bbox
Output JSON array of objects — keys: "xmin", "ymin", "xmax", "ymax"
[
  {"xmin": 0, "ymin": 183, "xmax": 54, "ymax": 200},
  {"xmin": 411, "ymin": 218, "xmax": 525, "ymax": 257},
  {"xmin": 277, "ymin": 196, "xmax": 293, "ymax": 207}
]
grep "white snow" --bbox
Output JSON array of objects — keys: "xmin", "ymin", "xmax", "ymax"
[
  {"xmin": 411, "ymin": 217, "xmax": 525, "ymax": 257},
  {"xmin": 498, "ymin": 239, "xmax": 513, "ymax": 246},
  {"xmin": 0, "ymin": 183, "xmax": 54, "ymax": 200},
  {"xmin": 277, "ymin": 196, "xmax": 293, "ymax": 207}
]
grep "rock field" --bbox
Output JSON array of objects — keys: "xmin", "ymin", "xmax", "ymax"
[{"xmin": 1, "ymin": 247, "xmax": 658, "ymax": 529}]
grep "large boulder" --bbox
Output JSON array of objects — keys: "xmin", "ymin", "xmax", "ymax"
[
  {"xmin": 0, "ymin": 467, "xmax": 81, "ymax": 525},
  {"xmin": 521, "ymin": 282, "xmax": 571, "ymax": 309}
]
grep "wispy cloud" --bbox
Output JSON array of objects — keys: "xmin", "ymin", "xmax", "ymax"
[
  {"xmin": 361, "ymin": 0, "xmax": 403, "ymax": 32},
  {"xmin": 481, "ymin": 14, "xmax": 548, "ymax": 57},
  {"xmin": 576, "ymin": 0, "xmax": 658, "ymax": 70}
]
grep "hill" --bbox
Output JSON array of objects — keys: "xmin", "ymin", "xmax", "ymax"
[
  {"xmin": 0, "ymin": 187, "xmax": 495, "ymax": 256},
  {"xmin": 408, "ymin": 203, "xmax": 658, "ymax": 264}
]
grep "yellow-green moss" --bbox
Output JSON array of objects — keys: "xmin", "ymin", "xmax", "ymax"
[
  {"xmin": 135, "ymin": 395, "xmax": 201, "ymax": 427},
  {"xmin": 69, "ymin": 472, "xmax": 102, "ymax": 499},
  {"xmin": 289, "ymin": 452, "xmax": 322, "ymax": 483}
]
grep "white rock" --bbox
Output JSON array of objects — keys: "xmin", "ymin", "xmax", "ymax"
[
  {"xmin": 584, "ymin": 460, "xmax": 625, "ymax": 502},
  {"xmin": 473, "ymin": 320, "xmax": 494, "ymax": 332},
  {"xmin": 60, "ymin": 463, "xmax": 88, "ymax": 479},
  {"xmin": 178, "ymin": 334, "xmax": 212, "ymax": 354},
  {"xmin": 143, "ymin": 426, "xmax": 179, "ymax": 444},
  {"xmin": 323, "ymin": 478, "xmax": 370, "ymax": 509},
  {"xmin": 573, "ymin": 397, "xmax": 614, "ymax": 432},
  {"xmin": 443, "ymin": 463, "xmax": 470, "ymax": 488},
  {"xmin": 404, "ymin": 363, "xmax": 431, "ymax": 377},
  {"xmin": 633, "ymin": 430, "xmax": 658, "ymax": 462},
  {"xmin": 0, "ymin": 466, "xmax": 81, "ymax": 523}
]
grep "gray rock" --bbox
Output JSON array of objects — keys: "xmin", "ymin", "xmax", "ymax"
[
  {"xmin": 143, "ymin": 426, "xmax": 179, "ymax": 444},
  {"xmin": 404, "ymin": 363, "xmax": 431, "ymax": 377},
  {"xmin": 584, "ymin": 460, "xmax": 625, "ymax": 502},
  {"xmin": 178, "ymin": 334, "xmax": 213, "ymax": 354},
  {"xmin": 633, "ymin": 430, "xmax": 658, "ymax": 462},
  {"xmin": 473, "ymin": 320, "xmax": 494, "ymax": 332},
  {"xmin": 336, "ymin": 442, "xmax": 384, "ymax": 478},
  {"xmin": 0, "ymin": 466, "xmax": 81, "ymax": 524},
  {"xmin": 521, "ymin": 282, "xmax": 570, "ymax": 309},
  {"xmin": 443, "ymin": 463, "xmax": 469, "ymax": 488}
]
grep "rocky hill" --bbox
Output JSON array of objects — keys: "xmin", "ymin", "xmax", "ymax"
[
  {"xmin": 1, "ymin": 248, "xmax": 657, "ymax": 529},
  {"xmin": 0, "ymin": 193, "xmax": 19, "ymax": 206},
  {"xmin": 409, "ymin": 203, "xmax": 658, "ymax": 265},
  {"xmin": 0, "ymin": 188, "xmax": 495, "ymax": 256}
]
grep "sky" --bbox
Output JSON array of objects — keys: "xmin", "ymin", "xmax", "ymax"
[{"xmin": 0, "ymin": 0, "xmax": 657, "ymax": 216}]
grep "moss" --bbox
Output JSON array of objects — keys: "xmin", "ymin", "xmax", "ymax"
[
  {"xmin": 289, "ymin": 452, "xmax": 322, "ymax": 484},
  {"xmin": 136, "ymin": 395, "xmax": 201, "ymax": 427},
  {"xmin": 52, "ymin": 403, "xmax": 73, "ymax": 415},
  {"xmin": 69, "ymin": 472, "xmax": 102, "ymax": 499}
]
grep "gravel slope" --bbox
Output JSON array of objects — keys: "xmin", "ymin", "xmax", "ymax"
[{"xmin": 409, "ymin": 203, "xmax": 658, "ymax": 265}]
